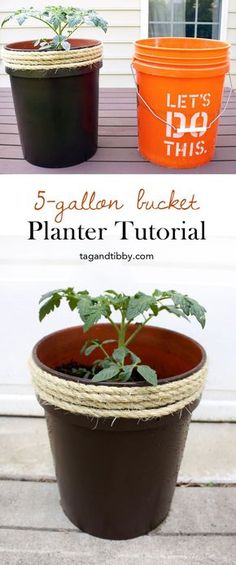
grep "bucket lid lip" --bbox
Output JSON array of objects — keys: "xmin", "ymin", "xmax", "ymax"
[
  {"xmin": 32, "ymin": 324, "xmax": 207, "ymax": 388},
  {"xmin": 135, "ymin": 36, "xmax": 231, "ymax": 52}
]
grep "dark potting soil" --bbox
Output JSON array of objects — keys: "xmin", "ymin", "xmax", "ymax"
[
  {"xmin": 55, "ymin": 361, "xmax": 144, "ymax": 383},
  {"xmin": 56, "ymin": 361, "xmax": 92, "ymax": 380}
]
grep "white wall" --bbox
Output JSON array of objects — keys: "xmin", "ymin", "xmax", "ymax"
[
  {"xmin": 0, "ymin": 175, "xmax": 236, "ymax": 420},
  {"xmin": 0, "ymin": 0, "xmax": 140, "ymax": 88},
  {"xmin": 228, "ymin": 0, "xmax": 236, "ymax": 81},
  {"xmin": 0, "ymin": 1, "xmax": 235, "ymax": 88}
]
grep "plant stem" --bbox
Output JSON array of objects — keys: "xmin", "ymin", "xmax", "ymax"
[
  {"xmin": 118, "ymin": 308, "xmax": 127, "ymax": 347},
  {"xmin": 61, "ymin": 23, "xmax": 68, "ymax": 34},
  {"xmin": 66, "ymin": 22, "xmax": 84, "ymax": 39},
  {"xmin": 97, "ymin": 343, "xmax": 110, "ymax": 359},
  {"xmin": 125, "ymin": 314, "xmax": 155, "ymax": 347},
  {"xmin": 106, "ymin": 316, "xmax": 120, "ymax": 336},
  {"xmin": 29, "ymin": 15, "xmax": 58, "ymax": 35}
]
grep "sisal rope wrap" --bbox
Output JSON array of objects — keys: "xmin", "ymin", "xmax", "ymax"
[
  {"xmin": 2, "ymin": 44, "xmax": 103, "ymax": 71},
  {"xmin": 30, "ymin": 357, "xmax": 207, "ymax": 420}
]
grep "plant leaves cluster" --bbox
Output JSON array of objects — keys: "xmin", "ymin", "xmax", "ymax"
[
  {"xmin": 39, "ymin": 288, "xmax": 206, "ymax": 386},
  {"xmin": 1, "ymin": 6, "xmax": 108, "ymax": 51}
]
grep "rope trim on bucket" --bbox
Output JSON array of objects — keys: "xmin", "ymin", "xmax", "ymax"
[
  {"xmin": 29, "ymin": 356, "xmax": 207, "ymax": 419},
  {"xmin": 2, "ymin": 44, "xmax": 103, "ymax": 70}
]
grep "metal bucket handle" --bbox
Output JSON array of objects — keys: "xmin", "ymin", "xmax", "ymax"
[{"xmin": 131, "ymin": 63, "xmax": 233, "ymax": 134}]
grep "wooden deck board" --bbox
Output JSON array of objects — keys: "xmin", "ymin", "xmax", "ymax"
[
  {"xmin": 1, "ymin": 159, "xmax": 236, "ymax": 174},
  {"xmin": 0, "ymin": 87, "xmax": 235, "ymax": 174},
  {"xmin": 1, "ymin": 134, "xmax": 235, "ymax": 149},
  {"xmin": 1, "ymin": 143, "xmax": 236, "ymax": 162}
]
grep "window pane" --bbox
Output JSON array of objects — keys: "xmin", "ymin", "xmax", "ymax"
[
  {"xmin": 198, "ymin": 0, "xmax": 221, "ymax": 23},
  {"xmin": 173, "ymin": 23, "xmax": 188, "ymax": 36},
  {"xmin": 149, "ymin": 22, "xmax": 172, "ymax": 36},
  {"xmin": 185, "ymin": 0, "xmax": 195, "ymax": 21},
  {"xmin": 148, "ymin": 1, "xmax": 221, "ymax": 39},
  {"xmin": 185, "ymin": 23, "xmax": 195, "ymax": 36},
  {"xmin": 149, "ymin": 0, "xmax": 172, "ymax": 23},
  {"xmin": 173, "ymin": 1, "xmax": 187, "ymax": 21},
  {"xmin": 197, "ymin": 23, "xmax": 219, "ymax": 39}
]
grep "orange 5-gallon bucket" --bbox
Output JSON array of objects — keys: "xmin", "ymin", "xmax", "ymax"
[{"xmin": 132, "ymin": 38, "xmax": 230, "ymax": 169}]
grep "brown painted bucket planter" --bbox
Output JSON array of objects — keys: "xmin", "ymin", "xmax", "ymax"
[{"xmin": 31, "ymin": 324, "xmax": 207, "ymax": 540}]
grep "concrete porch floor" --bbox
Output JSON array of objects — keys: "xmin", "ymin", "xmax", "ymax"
[{"xmin": 0, "ymin": 418, "xmax": 236, "ymax": 564}]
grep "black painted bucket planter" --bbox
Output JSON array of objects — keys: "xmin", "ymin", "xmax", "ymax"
[
  {"xmin": 32, "ymin": 324, "xmax": 206, "ymax": 540},
  {"xmin": 4, "ymin": 39, "xmax": 102, "ymax": 168}
]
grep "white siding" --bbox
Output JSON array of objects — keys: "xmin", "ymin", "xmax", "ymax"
[
  {"xmin": 228, "ymin": 0, "xmax": 236, "ymax": 85},
  {"xmin": 0, "ymin": 1, "xmax": 235, "ymax": 87},
  {"xmin": 0, "ymin": 0, "xmax": 141, "ymax": 88}
]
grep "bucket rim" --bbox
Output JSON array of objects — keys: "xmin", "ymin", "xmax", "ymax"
[
  {"xmin": 134, "ymin": 37, "xmax": 231, "ymax": 52},
  {"xmin": 132, "ymin": 57, "xmax": 229, "ymax": 77}
]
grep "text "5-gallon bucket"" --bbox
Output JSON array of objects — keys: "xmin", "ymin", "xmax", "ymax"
[{"xmin": 132, "ymin": 38, "xmax": 230, "ymax": 169}]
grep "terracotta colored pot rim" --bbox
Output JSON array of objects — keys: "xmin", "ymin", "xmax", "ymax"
[
  {"xmin": 5, "ymin": 38, "xmax": 102, "ymax": 52},
  {"xmin": 32, "ymin": 324, "xmax": 207, "ymax": 387}
]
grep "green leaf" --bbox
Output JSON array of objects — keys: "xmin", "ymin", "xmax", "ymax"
[
  {"xmin": 84, "ymin": 339, "xmax": 116, "ymax": 354},
  {"xmin": 137, "ymin": 365, "xmax": 158, "ymax": 386},
  {"xmin": 82, "ymin": 338, "xmax": 116, "ymax": 357},
  {"xmin": 83, "ymin": 309, "xmax": 103, "ymax": 332},
  {"xmin": 105, "ymin": 290, "xmax": 119, "ymax": 296},
  {"xmin": 91, "ymin": 358, "xmax": 104, "ymax": 367},
  {"xmin": 107, "ymin": 293, "xmax": 128, "ymax": 312},
  {"xmin": 150, "ymin": 303, "xmax": 159, "ymax": 316},
  {"xmin": 92, "ymin": 366, "xmax": 120, "ymax": 383},
  {"xmin": 49, "ymin": 14, "xmax": 63, "ymax": 29},
  {"xmin": 78, "ymin": 295, "xmax": 110, "ymax": 332},
  {"xmin": 1, "ymin": 15, "xmax": 14, "ymax": 27},
  {"xmin": 112, "ymin": 346, "xmax": 128, "ymax": 363},
  {"xmin": 83, "ymin": 342, "xmax": 101, "ymax": 356},
  {"xmin": 50, "ymin": 35, "xmax": 63, "ymax": 48},
  {"xmin": 39, "ymin": 289, "xmax": 64, "ymax": 304},
  {"xmin": 38, "ymin": 41, "xmax": 51, "ymax": 51},
  {"xmin": 77, "ymin": 297, "xmax": 92, "ymax": 321},
  {"xmin": 37, "ymin": 287, "xmax": 206, "ymax": 365},
  {"xmin": 86, "ymin": 12, "xmax": 108, "ymax": 33},
  {"xmin": 16, "ymin": 15, "xmax": 27, "ymax": 25},
  {"xmin": 65, "ymin": 292, "xmax": 79, "ymax": 311},
  {"xmin": 126, "ymin": 294, "xmax": 155, "ymax": 321},
  {"xmin": 96, "ymin": 358, "xmax": 112, "ymax": 369},
  {"xmin": 39, "ymin": 293, "xmax": 62, "ymax": 322},
  {"xmin": 1, "ymin": 7, "xmax": 107, "ymax": 44},
  {"xmin": 153, "ymin": 289, "xmax": 171, "ymax": 299},
  {"xmin": 164, "ymin": 305, "xmax": 189, "ymax": 321},
  {"xmin": 170, "ymin": 291, "xmax": 206, "ymax": 328},
  {"xmin": 61, "ymin": 40, "xmax": 70, "ymax": 51},
  {"xmin": 120, "ymin": 365, "xmax": 134, "ymax": 382},
  {"xmin": 67, "ymin": 15, "xmax": 83, "ymax": 28},
  {"xmin": 80, "ymin": 340, "xmax": 90, "ymax": 354},
  {"xmin": 128, "ymin": 350, "xmax": 141, "ymax": 364}
]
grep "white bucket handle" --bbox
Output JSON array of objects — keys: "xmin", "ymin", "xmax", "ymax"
[{"xmin": 131, "ymin": 63, "xmax": 233, "ymax": 134}]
